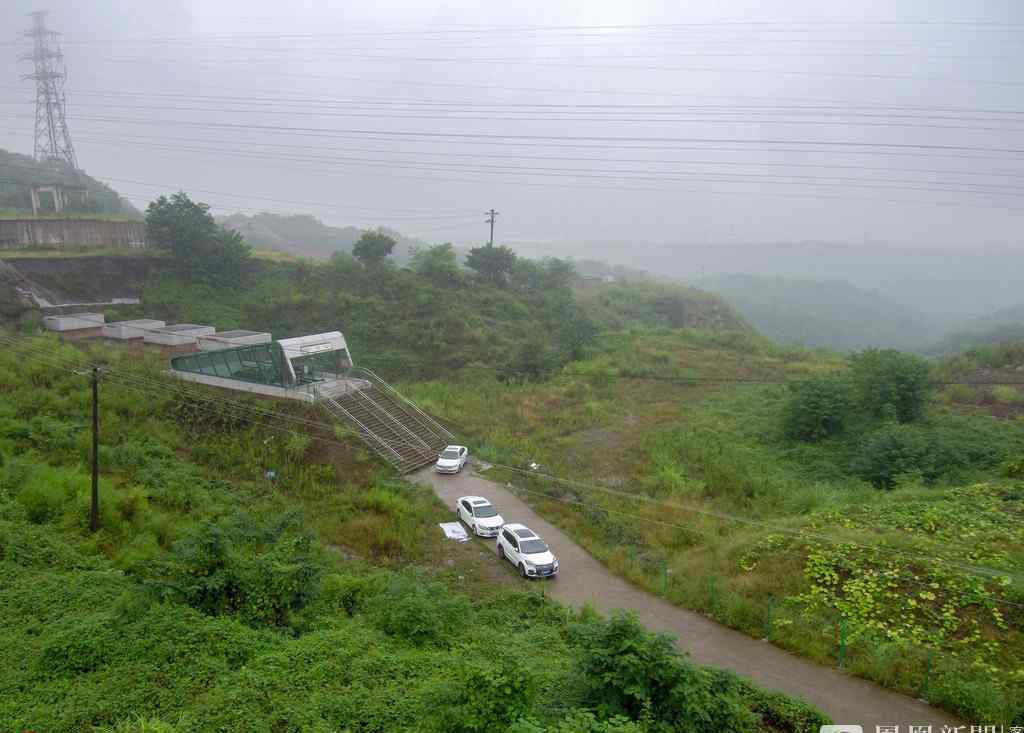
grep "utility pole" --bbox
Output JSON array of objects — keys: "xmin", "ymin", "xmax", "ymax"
[
  {"xmin": 485, "ymin": 209, "xmax": 498, "ymax": 247},
  {"xmin": 75, "ymin": 366, "xmax": 101, "ymax": 531},
  {"xmin": 90, "ymin": 365, "xmax": 99, "ymax": 532},
  {"xmin": 21, "ymin": 11, "xmax": 78, "ymax": 168}
]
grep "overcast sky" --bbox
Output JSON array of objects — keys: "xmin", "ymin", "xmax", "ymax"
[{"xmin": 3, "ymin": 0, "xmax": 1023, "ymax": 250}]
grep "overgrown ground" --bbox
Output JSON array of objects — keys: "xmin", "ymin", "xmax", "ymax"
[
  {"xmin": 403, "ymin": 331, "xmax": 1024, "ymax": 723},
  {"xmin": 0, "ymin": 335, "xmax": 828, "ymax": 733}
]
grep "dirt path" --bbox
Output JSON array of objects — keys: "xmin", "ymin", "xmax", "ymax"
[{"xmin": 414, "ymin": 466, "xmax": 964, "ymax": 731}]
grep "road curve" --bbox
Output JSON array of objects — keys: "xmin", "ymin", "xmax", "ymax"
[{"xmin": 414, "ymin": 466, "xmax": 964, "ymax": 731}]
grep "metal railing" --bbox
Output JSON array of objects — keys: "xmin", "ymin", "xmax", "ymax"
[
  {"xmin": 348, "ymin": 367, "xmax": 453, "ymax": 442},
  {"xmin": 313, "ymin": 385, "xmax": 404, "ymax": 467}
]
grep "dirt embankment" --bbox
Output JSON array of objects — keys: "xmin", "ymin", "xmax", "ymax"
[{"xmin": 0, "ymin": 255, "xmax": 162, "ymax": 321}]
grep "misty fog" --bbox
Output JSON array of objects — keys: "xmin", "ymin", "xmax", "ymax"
[{"xmin": 2, "ymin": 0, "xmax": 1022, "ymax": 337}]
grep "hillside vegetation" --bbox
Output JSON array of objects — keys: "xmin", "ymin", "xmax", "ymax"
[
  {"xmin": 219, "ymin": 212, "xmax": 429, "ymax": 263},
  {"xmin": 118, "ymin": 199, "xmax": 744, "ymax": 381},
  {"xmin": 0, "ymin": 337, "xmax": 828, "ymax": 732},
  {"xmin": 705, "ymin": 274, "xmax": 938, "ymax": 351},
  {"xmin": 927, "ymin": 304, "xmax": 1024, "ymax": 356},
  {"xmin": 0, "ymin": 148, "xmax": 137, "ymax": 217},
  {"xmin": 404, "ymin": 336, "xmax": 1024, "ymax": 723}
]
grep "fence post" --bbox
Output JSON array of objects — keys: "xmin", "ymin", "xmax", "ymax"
[
  {"xmin": 837, "ymin": 618, "xmax": 847, "ymax": 670},
  {"xmin": 764, "ymin": 597, "xmax": 775, "ymax": 640},
  {"xmin": 661, "ymin": 560, "xmax": 669, "ymax": 595},
  {"xmin": 918, "ymin": 650, "xmax": 933, "ymax": 699}
]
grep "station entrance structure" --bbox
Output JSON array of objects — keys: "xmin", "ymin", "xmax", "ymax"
[{"xmin": 169, "ymin": 331, "xmax": 451, "ymax": 472}]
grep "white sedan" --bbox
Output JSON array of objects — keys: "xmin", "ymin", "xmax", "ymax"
[
  {"xmin": 455, "ymin": 495, "xmax": 505, "ymax": 537},
  {"xmin": 497, "ymin": 523, "xmax": 559, "ymax": 578},
  {"xmin": 435, "ymin": 445, "xmax": 469, "ymax": 474}
]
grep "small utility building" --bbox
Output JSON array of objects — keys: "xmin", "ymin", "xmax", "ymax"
[{"xmin": 169, "ymin": 330, "xmax": 357, "ymax": 400}]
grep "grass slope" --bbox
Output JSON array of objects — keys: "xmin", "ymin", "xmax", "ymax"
[
  {"xmin": 404, "ymin": 332, "xmax": 1024, "ymax": 723},
  {"xmin": 0, "ymin": 335, "xmax": 827, "ymax": 733}
]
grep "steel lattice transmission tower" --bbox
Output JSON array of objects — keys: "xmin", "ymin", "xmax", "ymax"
[{"xmin": 21, "ymin": 11, "xmax": 78, "ymax": 169}]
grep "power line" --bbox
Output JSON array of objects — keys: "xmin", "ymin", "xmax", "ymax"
[
  {"xmin": 7, "ymin": 128, "xmax": 1024, "ymax": 183},
  {"xmin": 90, "ymin": 52, "xmax": 1024, "ymax": 88},
  {"xmin": 9, "ymin": 82, "xmax": 1024, "ymax": 116},
  {"xmin": 8, "ymin": 97, "xmax": 1024, "ymax": 133}
]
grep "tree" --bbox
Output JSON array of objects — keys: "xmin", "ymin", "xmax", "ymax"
[
  {"xmin": 409, "ymin": 243, "xmax": 461, "ymax": 286},
  {"xmin": 352, "ymin": 229, "xmax": 396, "ymax": 265},
  {"xmin": 783, "ymin": 374, "xmax": 852, "ymax": 442},
  {"xmin": 465, "ymin": 244, "xmax": 516, "ymax": 286},
  {"xmin": 570, "ymin": 611, "xmax": 755, "ymax": 733},
  {"xmin": 145, "ymin": 191, "xmax": 252, "ymax": 286},
  {"xmin": 849, "ymin": 349, "xmax": 932, "ymax": 423}
]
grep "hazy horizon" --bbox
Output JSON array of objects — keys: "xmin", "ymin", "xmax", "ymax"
[{"xmin": 2, "ymin": 0, "xmax": 1023, "ymax": 251}]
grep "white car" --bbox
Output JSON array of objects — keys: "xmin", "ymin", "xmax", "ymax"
[
  {"xmin": 497, "ymin": 523, "xmax": 559, "ymax": 578},
  {"xmin": 435, "ymin": 445, "xmax": 468, "ymax": 474},
  {"xmin": 456, "ymin": 495, "xmax": 505, "ymax": 537}
]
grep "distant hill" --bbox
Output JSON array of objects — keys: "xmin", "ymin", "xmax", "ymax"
[
  {"xmin": 0, "ymin": 148, "xmax": 138, "ymax": 217},
  {"xmin": 218, "ymin": 212, "xmax": 431, "ymax": 263},
  {"xmin": 509, "ymin": 239, "xmax": 1024, "ymax": 324},
  {"xmin": 704, "ymin": 274, "xmax": 938, "ymax": 351},
  {"xmin": 927, "ymin": 303, "xmax": 1024, "ymax": 354}
]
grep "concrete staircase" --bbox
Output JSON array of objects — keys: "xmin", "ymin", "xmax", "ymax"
[{"xmin": 317, "ymin": 368, "xmax": 453, "ymax": 473}]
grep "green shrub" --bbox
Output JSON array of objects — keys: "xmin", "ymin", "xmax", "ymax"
[
  {"xmin": 850, "ymin": 419, "xmax": 1008, "ymax": 488},
  {"xmin": 144, "ymin": 512, "xmax": 324, "ymax": 628},
  {"xmin": 783, "ymin": 374, "xmax": 852, "ymax": 442},
  {"xmin": 509, "ymin": 711, "xmax": 643, "ymax": 733},
  {"xmin": 849, "ymin": 349, "xmax": 932, "ymax": 423},
  {"xmin": 436, "ymin": 660, "xmax": 538, "ymax": 732},
  {"xmin": 15, "ymin": 464, "xmax": 76, "ymax": 524},
  {"xmin": 38, "ymin": 613, "xmax": 113, "ymax": 673},
  {"xmin": 368, "ymin": 571, "xmax": 471, "ymax": 646},
  {"xmin": 992, "ymin": 385, "xmax": 1024, "ymax": 404},
  {"xmin": 570, "ymin": 611, "xmax": 755, "ymax": 733},
  {"xmin": 96, "ymin": 718, "xmax": 181, "ymax": 733},
  {"xmin": 738, "ymin": 680, "xmax": 831, "ymax": 732}
]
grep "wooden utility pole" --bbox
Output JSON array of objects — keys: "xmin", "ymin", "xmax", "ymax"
[
  {"xmin": 485, "ymin": 209, "xmax": 498, "ymax": 247},
  {"xmin": 89, "ymin": 365, "xmax": 100, "ymax": 532}
]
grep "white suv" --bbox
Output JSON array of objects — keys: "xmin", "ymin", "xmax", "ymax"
[
  {"xmin": 497, "ymin": 523, "xmax": 558, "ymax": 578},
  {"xmin": 456, "ymin": 495, "xmax": 505, "ymax": 537}
]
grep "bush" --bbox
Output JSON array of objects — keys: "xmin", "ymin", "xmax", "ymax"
[
  {"xmin": 783, "ymin": 374, "xmax": 852, "ymax": 442},
  {"xmin": 368, "ymin": 571, "xmax": 471, "ymax": 646},
  {"xmin": 509, "ymin": 711, "xmax": 642, "ymax": 733},
  {"xmin": 850, "ymin": 419, "xmax": 1009, "ymax": 488},
  {"xmin": 570, "ymin": 611, "xmax": 755, "ymax": 733},
  {"xmin": 144, "ymin": 512, "xmax": 324, "ymax": 628},
  {"xmin": 849, "ymin": 349, "xmax": 932, "ymax": 423},
  {"xmin": 14, "ymin": 463, "xmax": 76, "ymax": 524},
  {"xmin": 436, "ymin": 661, "xmax": 538, "ymax": 732}
]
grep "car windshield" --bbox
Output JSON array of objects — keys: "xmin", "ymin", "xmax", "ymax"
[
  {"xmin": 473, "ymin": 504, "xmax": 497, "ymax": 518},
  {"xmin": 440, "ymin": 449, "xmax": 460, "ymax": 459},
  {"xmin": 520, "ymin": 539, "xmax": 548, "ymax": 554}
]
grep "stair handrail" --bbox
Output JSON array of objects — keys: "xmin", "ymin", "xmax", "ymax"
[
  {"xmin": 320, "ymin": 389, "xmax": 440, "ymax": 454},
  {"xmin": 351, "ymin": 388, "xmax": 434, "ymax": 452},
  {"xmin": 318, "ymin": 392, "xmax": 404, "ymax": 466},
  {"xmin": 348, "ymin": 367, "xmax": 454, "ymax": 441}
]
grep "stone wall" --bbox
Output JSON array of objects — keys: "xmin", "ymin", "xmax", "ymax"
[{"xmin": 0, "ymin": 218, "xmax": 145, "ymax": 250}]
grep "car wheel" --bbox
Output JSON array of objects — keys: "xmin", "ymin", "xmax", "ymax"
[{"xmin": 519, "ymin": 563, "xmax": 528, "ymax": 578}]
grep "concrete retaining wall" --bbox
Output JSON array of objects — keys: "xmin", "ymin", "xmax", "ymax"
[{"xmin": 0, "ymin": 218, "xmax": 145, "ymax": 250}]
